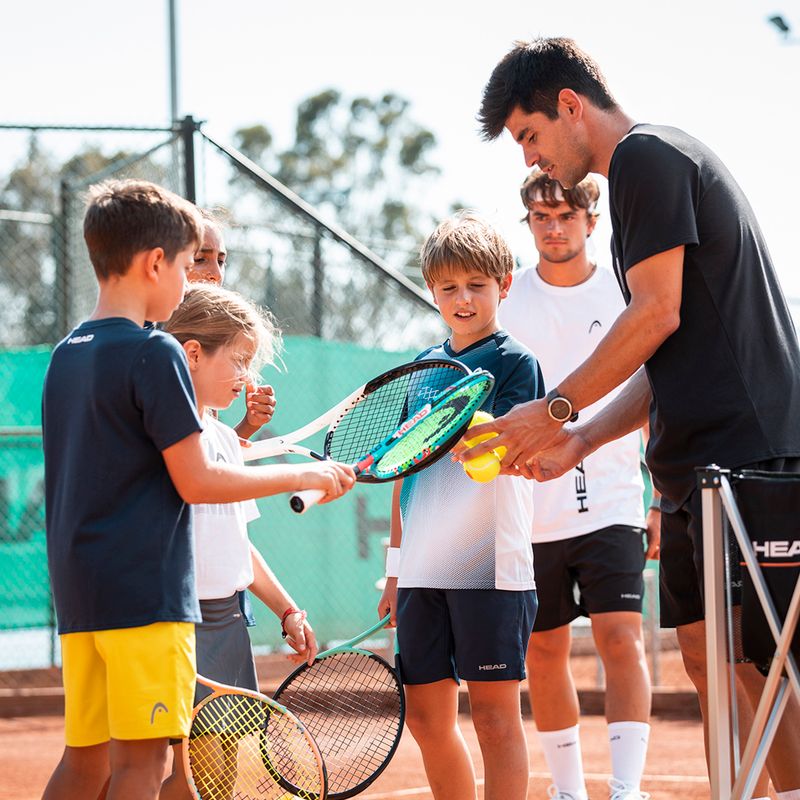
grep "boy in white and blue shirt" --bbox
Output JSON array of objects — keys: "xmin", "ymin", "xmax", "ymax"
[{"xmin": 379, "ymin": 211, "xmax": 543, "ymax": 800}]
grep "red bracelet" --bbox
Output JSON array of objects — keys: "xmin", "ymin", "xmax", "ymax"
[{"xmin": 280, "ymin": 606, "xmax": 306, "ymax": 638}]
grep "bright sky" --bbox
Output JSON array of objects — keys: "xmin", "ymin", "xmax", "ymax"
[{"xmin": 3, "ymin": 0, "xmax": 800, "ymax": 299}]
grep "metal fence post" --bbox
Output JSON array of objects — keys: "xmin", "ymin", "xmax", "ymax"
[
  {"xmin": 645, "ymin": 568, "xmax": 660, "ymax": 686},
  {"xmin": 54, "ymin": 178, "xmax": 72, "ymax": 340},
  {"xmin": 699, "ymin": 465, "xmax": 732, "ymax": 800},
  {"xmin": 312, "ymin": 229, "xmax": 324, "ymax": 338},
  {"xmin": 180, "ymin": 115, "xmax": 197, "ymax": 203}
]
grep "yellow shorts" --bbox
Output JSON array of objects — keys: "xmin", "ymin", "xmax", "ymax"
[{"xmin": 61, "ymin": 621, "xmax": 196, "ymax": 747}]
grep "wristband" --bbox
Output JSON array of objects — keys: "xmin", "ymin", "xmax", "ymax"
[
  {"xmin": 280, "ymin": 606, "xmax": 306, "ymax": 638},
  {"xmin": 649, "ymin": 495, "xmax": 661, "ymax": 511},
  {"xmin": 385, "ymin": 547, "xmax": 401, "ymax": 579}
]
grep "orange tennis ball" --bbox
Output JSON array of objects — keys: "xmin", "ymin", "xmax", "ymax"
[{"xmin": 463, "ymin": 411, "xmax": 503, "ymax": 483}]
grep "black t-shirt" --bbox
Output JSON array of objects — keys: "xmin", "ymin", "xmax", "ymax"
[
  {"xmin": 43, "ymin": 318, "xmax": 204, "ymax": 633},
  {"xmin": 609, "ymin": 124, "xmax": 800, "ymax": 508}
]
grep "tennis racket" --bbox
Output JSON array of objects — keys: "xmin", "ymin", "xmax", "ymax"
[
  {"xmin": 184, "ymin": 675, "xmax": 327, "ymax": 800},
  {"xmin": 242, "ymin": 359, "xmax": 494, "ymax": 513},
  {"xmin": 272, "ymin": 615, "xmax": 403, "ymax": 800}
]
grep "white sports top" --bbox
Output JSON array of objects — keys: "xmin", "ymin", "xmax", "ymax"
[
  {"xmin": 193, "ymin": 414, "xmax": 260, "ymax": 599},
  {"xmin": 500, "ymin": 264, "xmax": 645, "ymax": 542}
]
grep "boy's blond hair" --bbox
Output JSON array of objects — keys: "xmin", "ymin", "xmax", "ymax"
[
  {"xmin": 164, "ymin": 284, "xmax": 281, "ymax": 383},
  {"xmin": 83, "ymin": 179, "xmax": 202, "ymax": 280},
  {"xmin": 420, "ymin": 211, "xmax": 514, "ymax": 285}
]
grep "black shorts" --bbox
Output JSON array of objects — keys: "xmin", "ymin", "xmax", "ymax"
[
  {"xmin": 532, "ymin": 524, "xmax": 646, "ymax": 633},
  {"xmin": 396, "ymin": 587, "xmax": 538, "ymax": 684},
  {"xmin": 659, "ymin": 456, "xmax": 800, "ymax": 629}
]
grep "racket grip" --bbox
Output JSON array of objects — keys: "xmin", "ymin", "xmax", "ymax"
[{"xmin": 289, "ymin": 488, "xmax": 326, "ymax": 514}]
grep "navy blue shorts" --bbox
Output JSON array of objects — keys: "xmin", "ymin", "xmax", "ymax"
[{"xmin": 396, "ymin": 587, "xmax": 538, "ymax": 684}]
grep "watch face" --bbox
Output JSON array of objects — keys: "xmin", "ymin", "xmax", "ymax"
[{"xmin": 549, "ymin": 398, "xmax": 572, "ymax": 422}]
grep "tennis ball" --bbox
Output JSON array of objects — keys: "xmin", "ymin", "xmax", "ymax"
[
  {"xmin": 464, "ymin": 450, "xmax": 502, "ymax": 482},
  {"xmin": 463, "ymin": 411, "xmax": 503, "ymax": 483}
]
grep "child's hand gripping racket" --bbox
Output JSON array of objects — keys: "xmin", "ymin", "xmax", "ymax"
[
  {"xmin": 242, "ymin": 359, "xmax": 495, "ymax": 513},
  {"xmin": 184, "ymin": 675, "xmax": 327, "ymax": 800},
  {"xmin": 272, "ymin": 615, "xmax": 403, "ymax": 800}
]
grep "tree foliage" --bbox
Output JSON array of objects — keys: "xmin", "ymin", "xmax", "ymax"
[{"xmin": 233, "ymin": 89, "xmax": 447, "ymax": 274}]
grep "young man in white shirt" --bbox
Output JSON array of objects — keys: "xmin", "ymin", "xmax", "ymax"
[{"xmin": 501, "ymin": 170, "xmax": 657, "ymax": 800}]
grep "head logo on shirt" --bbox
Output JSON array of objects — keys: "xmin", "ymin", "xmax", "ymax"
[{"xmin": 588, "ymin": 320, "xmax": 602, "ymax": 334}]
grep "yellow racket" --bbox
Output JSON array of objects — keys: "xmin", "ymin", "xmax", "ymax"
[{"xmin": 183, "ymin": 675, "xmax": 327, "ymax": 799}]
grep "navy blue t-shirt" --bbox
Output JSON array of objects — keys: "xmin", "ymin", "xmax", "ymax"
[
  {"xmin": 43, "ymin": 318, "xmax": 204, "ymax": 634},
  {"xmin": 414, "ymin": 330, "xmax": 545, "ymax": 416}
]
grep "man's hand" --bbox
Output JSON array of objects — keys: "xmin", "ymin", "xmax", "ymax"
[
  {"xmin": 526, "ymin": 427, "xmax": 592, "ymax": 481},
  {"xmin": 454, "ymin": 397, "xmax": 563, "ymax": 473}
]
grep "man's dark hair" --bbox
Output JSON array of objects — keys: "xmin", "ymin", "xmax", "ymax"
[
  {"xmin": 83, "ymin": 179, "xmax": 202, "ymax": 279},
  {"xmin": 478, "ymin": 37, "xmax": 618, "ymax": 140}
]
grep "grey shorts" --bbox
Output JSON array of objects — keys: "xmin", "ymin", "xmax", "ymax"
[{"xmin": 195, "ymin": 592, "xmax": 258, "ymax": 704}]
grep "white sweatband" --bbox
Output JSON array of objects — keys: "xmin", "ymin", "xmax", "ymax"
[{"xmin": 385, "ymin": 547, "xmax": 401, "ymax": 579}]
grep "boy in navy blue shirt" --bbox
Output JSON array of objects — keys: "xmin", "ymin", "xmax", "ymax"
[{"xmin": 42, "ymin": 180, "xmax": 355, "ymax": 800}]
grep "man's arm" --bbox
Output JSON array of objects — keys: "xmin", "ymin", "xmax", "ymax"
[
  {"xmin": 527, "ymin": 367, "xmax": 652, "ymax": 480},
  {"xmin": 162, "ymin": 431, "xmax": 355, "ymax": 504},
  {"xmin": 458, "ymin": 246, "xmax": 683, "ymax": 469}
]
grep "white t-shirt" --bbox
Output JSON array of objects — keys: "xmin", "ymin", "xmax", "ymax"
[
  {"xmin": 500, "ymin": 265, "xmax": 645, "ymax": 542},
  {"xmin": 193, "ymin": 414, "xmax": 260, "ymax": 599}
]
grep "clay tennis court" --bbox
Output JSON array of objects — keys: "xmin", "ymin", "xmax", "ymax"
[
  {"xmin": 0, "ymin": 648, "xmax": 716, "ymax": 799},
  {"xmin": 0, "ymin": 710, "xmax": 710, "ymax": 799}
]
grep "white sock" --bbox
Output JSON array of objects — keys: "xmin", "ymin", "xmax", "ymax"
[
  {"xmin": 538, "ymin": 725, "xmax": 588, "ymax": 799},
  {"xmin": 777, "ymin": 791, "xmax": 800, "ymax": 800},
  {"xmin": 608, "ymin": 721, "xmax": 650, "ymax": 790}
]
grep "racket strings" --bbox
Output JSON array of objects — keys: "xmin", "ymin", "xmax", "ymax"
[
  {"xmin": 373, "ymin": 377, "xmax": 491, "ymax": 477},
  {"xmin": 277, "ymin": 653, "xmax": 403, "ymax": 795},
  {"xmin": 188, "ymin": 693, "xmax": 324, "ymax": 800},
  {"xmin": 327, "ymin": 364, "xmax": 465, "ymax": 464}
]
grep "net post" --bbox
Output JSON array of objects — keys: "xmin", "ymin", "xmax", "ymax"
[{"xmin": 699, "ymin": 464, "xmax": 732, "ymax": 799}]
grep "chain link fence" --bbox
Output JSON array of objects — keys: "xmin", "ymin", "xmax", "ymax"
[
  {"xmin": 0, "ymin": 120, "xmax": 447, "ymax": 670},
  {"xmin": 0, "ymin": 118, "xmax": 763, "ymax": 686}
]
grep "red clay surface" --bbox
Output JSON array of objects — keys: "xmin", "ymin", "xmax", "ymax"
[
  {"xmin": 0, "ymin": 644, "xmax": 726, "ymax": 799},
  {"xmin": 0, "ymin": 712, "xmax": 715, "ymax": 800}
]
